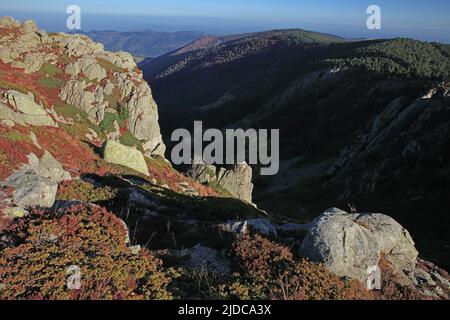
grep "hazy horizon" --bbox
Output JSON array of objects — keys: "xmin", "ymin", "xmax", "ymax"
[{"xmin": 1, "ymin": 0, "xmax": 449, "ymax": 43}]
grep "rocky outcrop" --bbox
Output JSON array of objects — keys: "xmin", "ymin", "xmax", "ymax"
[
  {"xmin": 60, "ymin": 80, "xmax": 100, "ymax": 123},
  {"xmin": 1, "ymin": 151, "xmax": 71, "ymax": 209},
  {"xmin": 327, "ymin": 83, "xmax": 450, "ymax": 198},
  {"xmin": 217, "ymin": 164, "xmax": 254, "ymax": 203},
  {"xmin": 0, "ymin": 91, "xmax": 57, "ymax": 127},
  {"xmin": 102, "ymin": 140, "xmax": 149, "ymax": 176},
  {"xmin": 0, "ymin": 17, "xmax": 166, "ymax": 157},
  {"xmin": 125, "ymin": 81, "xmax": 166, "ymax": 157},
  {"xmin": 0, "ymin": 18, "xmax": 51, "ymax": 73},
  {"xmin": 190, "ymin": 161, "xmax": 254, "ymax": 203}
]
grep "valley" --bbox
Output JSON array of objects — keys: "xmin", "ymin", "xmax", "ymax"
[{"xmin": 140, "ymin": 29, "xmax": 450, "ymax": 270}]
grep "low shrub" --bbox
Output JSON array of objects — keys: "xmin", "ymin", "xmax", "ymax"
[
  {"xmin": 0, "ymin": 204, "xmax": 175, "ymax": 300},
  {"xmin": 56, "ymin": 180, "xmax": 118, "ymax": 203},
  {"xmin": 221, "ymin": 234, "xmax": 372, "ymax": 300}
]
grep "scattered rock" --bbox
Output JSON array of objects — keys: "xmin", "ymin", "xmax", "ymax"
[
  {"xmin": 60, "ymin": 80, "xmax": 97, "ymax": 122},
  {"xmin": 177, "ymin": 181, "xmax": 199, "ymax": 196},
  {"xmin": 301, "ymin": 208, "xmax": 380, "ymax": 282},
  {"xmin": 22, "ymin": 20, "xmax": 37, "ymax": 34},
  {"xmin": 179, "ymin": 244, "xmax": 230, "ymax": 274},
  {"xmin": 129, "ymin": 245, "xmax": 141, "ymax": 255},
  {"xmin": 218, "ymin": 218, "xmax": 277, "ymax": 237},
  {"xmin": 351, "ymin": 212, "xmax": 418, "ymax": 282}
]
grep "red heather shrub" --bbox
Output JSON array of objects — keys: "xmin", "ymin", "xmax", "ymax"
[
  {"xmin": 146, "ymin": 157, "xmax": 218, "ymax": 197},
  {"xmin": 0, "ymin": 61, "xmax": 57, "ymax": 108},
  {"xmin": 0, "ymin": 126, "xmax": 44, "ymax": 179},
  {"xmin": 227, "ymin": 234, "xmax": 372, "ymax": 300},
  {"xmin": 372, "ymin": 254, "xmax": 427, "ymax": 300},
  {"xmin": 32, "ymin": 126, "xmax": 114, "ymax": 176},
  {"xmin": 0, "ymin": 204, "xmax": 175, "ymax": 300}
]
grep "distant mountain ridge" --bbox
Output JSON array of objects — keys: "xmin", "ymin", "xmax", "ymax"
[
  {"xmin": 139, "ymin": 29, "xmax": 346, "ymax": 78},
  {"xmin": 77, "ymin": 30, "xmax": 204, "ymax": 58}
]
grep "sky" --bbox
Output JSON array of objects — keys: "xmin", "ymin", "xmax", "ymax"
[{"xmin": 1, "ymin": 0, "xmax": 449, "ymax": 42}]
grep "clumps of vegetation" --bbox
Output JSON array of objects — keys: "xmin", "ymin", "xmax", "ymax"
[
  {"xmin": 56, "ymin": 179, "xmax": 118, "ymax": 203},
  {"xmin": 37, "ymin": 77, "xmax": 64, "ymax": 89},
  {"xmin": 37, "ymin": 63, "xmax": 65, "ymax": 88},
  {"xmin": 0, "ymin": 60, "xmax": 58, "ymax": 108},
  {"xmin": 0, "ymin": 204, "xmax": 176, "ymax": 300},
  {"xmin": 0, "ymin": 129, "xmax": 32, "ymax": 143},
  {"xmin": 139, "ymin": 185, "xmax": 259, "ymax": 222},
  {"xmin": 96, "ymin": 57, "xmax": 124, "ymax": 74},
  {"xmin": 217, "ymin": 235, "xmax": 428, "ymax": 300},
  {"xmin": 220, "ymin": 234, "xmax": 372, "ymax": 300},
  {"xmin": 0, "ymin": 125, "xmax": 43, "ymax": 179},
  {"xmin": 38, "ymin": 63, "xmax": 63, "ymax": 77},
  {"xmin": 120, "ymin": 130, "xmax": 143, "ymax": 151},
  {"xmin": 328, "ymin": 39, "xmax": 450, "ymax": 79},
  {"xmin": 375, "ymin": 254, "xmax": 427, "ymax": 300},
  {"xmin": 54, "ymin": 103, "xmax": 88, "ymax": 120},
  {"xmin": 271, "ymin": 29, "xmax": 344, "ymax": 44},
  {"xmin": 99, "ymin": 106, "xmax": 128, "ymax": 134},
  {"xmin": 32, "ymin": 126, "xmax": 113, "ymax": 176}
]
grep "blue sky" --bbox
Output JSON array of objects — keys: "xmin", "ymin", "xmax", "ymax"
[{"xmin": 1, "ymin": 0, "xmax": 449, "ymax": 42}]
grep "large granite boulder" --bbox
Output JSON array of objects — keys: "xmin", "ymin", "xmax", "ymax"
[
  {"xmin": 102, "ymin": 140, "xmax": 149, "ymax": 176},
  {"xmin": 301, "ymin": 208, "xmax": 419, "ymax": 284}
]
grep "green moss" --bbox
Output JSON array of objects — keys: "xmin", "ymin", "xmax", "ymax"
[
  {"xmin": 60, "ymin": 53, "xmax": 72, "ymax": 65},
  {"xmin": 119, "ymin": 130, "xmax": 143, "ymax": 151},
  {"xmin": 38, "ymin": 63, "xmax": 63, "ymax": 77},
  {"xmin": 118, "ymin": 104, "xmax": 129, "ymax": 120},
  {"xmin": 207, "ymin": 181, "xmax": 234, "ymax": 198},
  {"xmin": 99, "ymin": 112, "xmax": 120, "ymax": 133},
  {"xmin": 55, "ymin": 103, "xmax": 88, "ymax": 119},
  {"xmin": 139, "ymin": 184, "xmax": 262, "ymax": 223},
  {"xmin": 57, "ymin": 180, "xmax": 118, "ymax": 202},
  {"xmin": 0, "ymin": 80, "xmax": 31, "ymax": 94},
  {"xmin": 146, "ymin": 155, "xmax": 172, "ymax": 170},
  {"xmin": 96, "ymin": 57, "xmax": 124, "ymax": 73},
  {"xmin": 37, "ymin": 77, "xmax": 64, "ymax": 89},
  {"xmin": 0, "ymin": 131, "xmax": 31, "ymax": 143}
]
